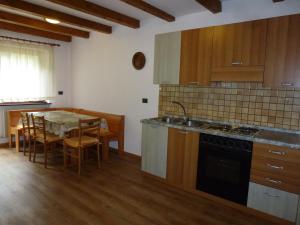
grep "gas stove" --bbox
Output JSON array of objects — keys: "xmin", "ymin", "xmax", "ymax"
[
  {"xmin": 206, "ymin": 124, "xmax": 259, "ymax": 136},
  {"xmin": 206, "ymin": 124, "xmax": 233, "ymax": 132},
  {"xmin": 231, "ymin": 127, "xmax": 260, "ymax": 136}
]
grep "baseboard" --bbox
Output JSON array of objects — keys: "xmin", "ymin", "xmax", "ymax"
[
  {"xmin": 123, "ymin": 151, "xmax": 141, "ymax": 161},
  {"xmin": 110, "ymin": 147, "xmax": 141, "ymax": 162}
]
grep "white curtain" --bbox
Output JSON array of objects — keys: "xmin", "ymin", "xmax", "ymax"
[{"xmin": 0, "ymin": 39, "xmax": 55, "ymax": 102}]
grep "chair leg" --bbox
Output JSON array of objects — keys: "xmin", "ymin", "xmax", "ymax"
[
  {"xmin": 44, "ymin": 144, "xmax": 48, "ymax": 168},
  {"xmin": 33, "ymin": 140, "xmax": 37, "ymax": 163},
  {"xmin": 63, "ymin": 143, "xmax": 67, "ymax": 169},
  {"xmin": 9, "ymin": 134, "xmax": 12, "ymax": 148},
  {"xmin": 28, "ymin": 138, "xmax": 32, "ymax": 161},
  {"xmin": 97, "ymin": 143, "xmax": 100, "ymax": 169},
  {"xmin": 23, "ymin": 135, "xmax": 26, "ymax": 156},
  {"xmin": 78, "ymin": 148, "xmax": 81, "ymax": 176}
]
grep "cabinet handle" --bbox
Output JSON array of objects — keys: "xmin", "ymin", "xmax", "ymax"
[
  {"xmin": 268, "ymin": 150, "xmax": 286, "ymax": 156},
  {"xmin": 265, "ymin": 177, "xmax": 282, "ymax": 184},
  {"xmin": 150, "ymin": 124, "xmax": 160, "ymax": 128},
  {"xmin": 188, "ymin": 82, "xmax": 199, "ymax": 85},
  {"xmin": 264, "ymin": 192, "xmax": 280, "ymax": 198},
  {"xmin": 267, "ymin": 163, "xmax": 284, "ymax": 170},
  {"xmin": 178, "ymin": 130, "xmax": 188, "ymax": 135},
  {"xmin": 281, "ymin": 82, "xmax": 294, "ymax": 87},
  {"xmin": 232, "ymin": 61, "xmax": 243, "ymax": 65}
]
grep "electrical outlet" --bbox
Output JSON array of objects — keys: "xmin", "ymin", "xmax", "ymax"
[
  {"xmin": 142, "ymin": 98, "xmax": 148, "ymax": 103},
  {"xmin": 58, "ymin": 91, "xmax": 63, "ymax": 95}
]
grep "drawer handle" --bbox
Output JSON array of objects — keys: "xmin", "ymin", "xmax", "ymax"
[
  {"xmin": 232, "ymin": 61, "xmax": 243, "ymax": 65},
  {"xmin": 268, "ymin": 150, "xmax": 286, "ymax": 156},
  {"xmin": 266, "ymin": 177, "xmax": 282, "ymax": 184},
  {"xmin": 178, "ymin": 131, "xmax": 188, "ymax": 135},
  {"xmin": 188, "ymin": 82, "xmax": 199, "ymax": 85},
  {"xmin": 264, "ymin": 192, "xmax": 280, "ymax": 198},
  {"xmin": 267, "ymin": 163, "xmax": 284, "ymax": 170},
  {"xmin": 281, "ymin": 82, "xmax": 294, "ymax": 87}
]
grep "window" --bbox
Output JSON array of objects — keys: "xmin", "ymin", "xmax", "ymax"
[{"xmin": 0, "ymin": 40, "xmax": 55, "ymax": 103}]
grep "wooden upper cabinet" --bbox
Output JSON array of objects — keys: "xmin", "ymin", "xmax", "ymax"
[
  {"xmin": 153, "ymin": 32, "xmax": 181, "ymax": 84},
  {"xmin": 264, "ymin": 14, "xmax": 300, "ymax": 88},
  {"xmin": 180, "ymin": 28, "xmax": 214, "ymax": 86},
  {"xmin": 167, "ymin": 128, "xmax": 199, "ymax": 190},
  {"xmin": 211, "ymin": 20, "xmax": 267, "ymax": 82}
]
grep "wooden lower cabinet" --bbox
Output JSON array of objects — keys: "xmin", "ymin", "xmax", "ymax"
[
  {"xmin": 141, "ymin": 123, "xmax": 168, "ymax": 179},
  {"xmin": 247, "ymin": 182, "xmax": 299, "ymax": 223},
  {"xmin": 166, "ymin": 128, "xmax": 199, "ymax": 190}
]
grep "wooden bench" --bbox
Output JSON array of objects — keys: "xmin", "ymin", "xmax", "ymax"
[{"xmin": 7, "ymin": 108, "xmax": 125, "ymax": 160}]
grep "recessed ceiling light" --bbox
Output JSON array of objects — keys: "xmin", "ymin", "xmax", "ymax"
[{"xmin": 45, "ymin": 18, "xmax": 60, "ymax": 24}]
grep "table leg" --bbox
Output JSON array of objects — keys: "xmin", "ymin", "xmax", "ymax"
[
  {"xmin": 15, "ymin": 130, "xmax": 21, "ymax": 152},
  {"xmin": 9, "ymin": 134, "xmax": 12, "ymax": 148},
  {"xmin": 102, "ymin": 137, "xmax": 109, "ymax": 160},
  {"xmin": 118, "ymin": 137, "xmax": 124, "ymax": 157}
]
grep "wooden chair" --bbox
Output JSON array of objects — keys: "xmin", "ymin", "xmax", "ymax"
[
  {"xmin": 31, "ymin": 115, "xmax": 63, "ymax": 168},
  {"xmin": 63, "ymin": 118, "xmax": 101, "ymax": 175},
  {"xmin": 20, "ymin": 113, "xmax": 33, "ymax": 159}
]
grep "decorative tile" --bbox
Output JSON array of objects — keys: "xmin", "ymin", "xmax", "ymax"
[{"xmin": 159, "ymin": 83, "xmax": 300, "ymax": 131}]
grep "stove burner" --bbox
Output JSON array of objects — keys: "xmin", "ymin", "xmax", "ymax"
[
  {"xmin": 206, "ymin": 123, "xmax": 259, "ymax": 136},
  {"xmin": 232, "ymin": 127, "xmax": 259, "ymax": 136},
  {"xmin": 207, "ymin": 124, "xmax": 232, "ymax": 132}
]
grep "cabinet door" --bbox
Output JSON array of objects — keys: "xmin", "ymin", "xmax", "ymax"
[
  {"xmin": 180, "ymin": 28, "xmax": 213, "ymax": 86},
  {"xmin": 153, "ymin": 32, "xmax": 181, "ymax": 84},
  {"xmin": 211, "ymin": 20, "xmax": 267, "ymax": 82},
  {"xmin": 264, "ymin": 14, "xmax": 300, "ymax": 88},
  {"xmin": 247, "ymin": 182, "xmax": 299, "ymax": 222},
  {"xmin": 141, "ymin": 123, "xmax": 168, "ymax": 178},
  {"xmin": 167, "ymin": 128, "xmax": 199, "ymax": 190}
]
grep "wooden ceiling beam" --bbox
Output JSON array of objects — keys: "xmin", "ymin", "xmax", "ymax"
[
  {"xmin": 47, "ymin": 0, "xmax": 140, "ymax": 29},
  {"xmin": 0, "ymin": 20, "xmax": 71, "ymax": 42},
  {"xmin": 195, "ymin": 0, "xmax": 222, "ymax": 14},
  {"xmin": 120, "ymin": 0, "xmax": 175, "ymax": 22},
  {"xmin": 0, "ymin": 0, "xmax": 112, "ymax": 33},
  {"xmin": 0, "ymin": 10, "xmax": 89, "ymax": 38}
]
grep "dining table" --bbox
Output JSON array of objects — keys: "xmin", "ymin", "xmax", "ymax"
[{"xmin": 23, "ymin": 110, "xmax": 110, "ymax": 160}]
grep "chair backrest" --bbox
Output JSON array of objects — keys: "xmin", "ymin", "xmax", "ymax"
[
  {"xmin": 31, "ymin": 115, "xmax": 46, "ymax": 141},
  {"xmin": 79, "ymin": 118, "xmax": 101, "ymax": 145},
  {"xmin": 20, "ymin": 113, "xmax": 30, "ymax": 136}
]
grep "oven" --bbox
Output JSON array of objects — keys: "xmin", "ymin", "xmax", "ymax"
[{"xmin": 197, "ymin": 133, "xmax": 253, "ymax": 205}]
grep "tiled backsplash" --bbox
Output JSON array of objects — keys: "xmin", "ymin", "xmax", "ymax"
[{"xmin": 159, "ymin": 83, "xmax": 300, "ymax": 131}]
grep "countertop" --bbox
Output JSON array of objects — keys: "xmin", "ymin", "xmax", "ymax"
[{"xmin": 141, "ymin": 118, "xmax": 300, "ymax": 149}]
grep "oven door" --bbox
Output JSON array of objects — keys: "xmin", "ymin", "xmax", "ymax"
[{"xmin": 197, "ymin": 141, "xmax": 252, "ymax": 205}]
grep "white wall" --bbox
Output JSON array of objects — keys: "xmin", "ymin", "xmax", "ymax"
[
  {"xmin": 0, "ymin": 30, "xmax": 72, "ymax": 107},
  {"xmin": 71, "ymin": 0, "xmax": 300, "ymax": 156}
]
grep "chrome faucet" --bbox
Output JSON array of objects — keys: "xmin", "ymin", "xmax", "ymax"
[{"xmin": 172, "ymin": 101, "xmax": 188, "ymax": 122}]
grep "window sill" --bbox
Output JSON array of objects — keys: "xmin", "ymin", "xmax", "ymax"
[{"xmin": 0, "ymin": 101, "xmax": 51, "ymax": 107}]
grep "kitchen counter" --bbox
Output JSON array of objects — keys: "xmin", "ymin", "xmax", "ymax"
[{"xmin": 141, "ymin": 118, "xmax": 300, "ymax": 149}]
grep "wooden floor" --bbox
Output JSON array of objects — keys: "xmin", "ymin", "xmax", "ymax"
[{"xmin": 0, "ymin": 148, "xmax": 280, "ymax": 225}]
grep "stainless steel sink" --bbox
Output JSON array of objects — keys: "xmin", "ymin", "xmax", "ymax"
[
  {"xmin": 156, "ymin": 117, "xmax": 205, "ymax": 128},
  {"xmin": 159, "ymin": 116, "xmax": 184, "ymax": 124},
  {"xmin": 181, "ymin": 120, "xmax": 204, "ymax": 127}
]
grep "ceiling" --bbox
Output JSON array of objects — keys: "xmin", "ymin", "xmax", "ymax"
[
  {"xmin": 22, "ymin": 0, "xmax": 207, "ymax": 27},
  {"xmin": 0, "ymin": 0, "xmax": 237, "ymax": 42}
]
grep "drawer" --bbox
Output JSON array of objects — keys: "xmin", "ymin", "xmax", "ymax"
[
  {"xmin": 247, "ymin": 182, "xmax": 299, "ymax": 222},
  {"xmin": 251, "ymin": 169, "xmax": 300, "ymax": 194},
  {"xmin": 253, "ymin": 143, "xmax": 300, "ymax": 164},
  {"xmin": 251, "ymin": 157, "xmax": 300, "ymax": 180}
]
